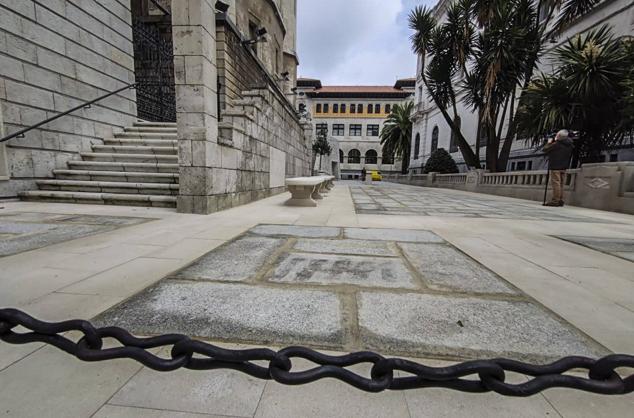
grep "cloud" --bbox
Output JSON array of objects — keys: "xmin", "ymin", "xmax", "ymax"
[{"xmin": 297, "ymin": 0, "xmax": 435, "ymax": 85}]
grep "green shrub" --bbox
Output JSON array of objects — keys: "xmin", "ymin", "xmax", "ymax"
[{"xmin": 423, "ymin": 148, "xmax": 459, "ymax": 174}]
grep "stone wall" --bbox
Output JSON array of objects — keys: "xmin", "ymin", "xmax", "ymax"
[
  {"xmin": 385, "ymin": 162, "xmax": 634, "ymax": 215},
  {"xmin": 216, "ymin": 16, "xmax": 268, "ymax": 113},
  {"xmin": 211, "ymin": 84, "xmax": 312, "ymax": 212},
  {"xmin": 0, "ymin": 0, "xmax": 137, "ymax": 198}
]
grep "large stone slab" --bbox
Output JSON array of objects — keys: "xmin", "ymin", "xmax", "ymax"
[
  {"xmin": 357, "ymin": 292, "xmax": 606, "ymax": 361},
  {"xmin": 344, "ymin": 228, "xmax": 444, "ymax": 243},
  {"xmin": 95, "ymin": 282, "xmax": 344, "ymax": 347},
  {"xmin": 399, "ymin": 243, "xmax": 517, "ymax": 294},
  {"xmin": 270, "ymin": 253, "xmax": 418, "ymax": 289},
  {"xmin": 0, "ymin": 223, "xmax": 109, "ymax": 257},
  {"xmin": 294, "ymin": 239, "xmax": 395, "ymax": 257},
  {"xmin": 172, "ymin": 236, "xmax": 285, "ymax": 282},
  {"xmin": 250, "ymin": 224, "xmax": 341, "ymax": 238},
  {"xmin": 558, "ymin": 236, "xmax": 634, "ymax": 254}
]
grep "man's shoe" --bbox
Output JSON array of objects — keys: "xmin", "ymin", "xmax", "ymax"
[
  {"xmin": 543, "ymin": 201, "xmax": 560, "ymax": 207},
  {"xmin": 558, "ymin": 201, "xmax": 565, "ymax": 207}
]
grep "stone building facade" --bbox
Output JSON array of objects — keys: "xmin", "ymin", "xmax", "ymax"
[
  {"xmin": 0, "ymin": 0, "xmax": 311, "ymax": 213},
  {"xmin": 0, "ymin": 0, "xmax": 138, "ymax": 198},
  {"xmin": 410, "ymin": 0, "xmax": 634, "ymax": 173},
  {"xmin": 297, "ymin": 78, "xmax": 415, "ymax": 179}
]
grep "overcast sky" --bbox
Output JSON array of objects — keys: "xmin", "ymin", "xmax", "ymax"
[{"xmin": 297, "ymin": 0, "xmax": 436, "ymax": 86}]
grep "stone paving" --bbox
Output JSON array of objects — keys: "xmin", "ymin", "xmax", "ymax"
[
  {"xmin": 2, "ymin": 184, "xmax": 634, "ymax": 417},
  {"xmin": 556, "ymin": 236, "xmax": 634, "ymax": 262},
  {"xmin": 0, "ymin": 212, "xmax": 150, "ymax": 257},
  {"xmin": 97, "ymin": 224, "xmax": 607, "ymax": 362},
  {"xmin": 350, "ymin": 183, "xmax": 613, "ymax": 222}
]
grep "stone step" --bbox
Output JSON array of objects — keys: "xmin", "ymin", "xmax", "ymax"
[
  {"xmin": 80, "ymin": 152, "xmax": 178, "ymax": 163},
  {"xmin": 19, "ymin": 190, "xmax": 177, "ymax": 208},
  {"xmin": 68, "ymin": 161, "xmax": 179, "ymax": 173},
  {"xmin": 37, "ymin": 180, "xmax": 179, "ymax": 195},
  {"xmin": 92, "ymin": 145, "xmax": 177, "ymax": 155},
  {"xmin": 104, "ymin": 138, "xmax": 178, "ymax": 147},
  {"xmin": 125, "ymin": 127, "xmax": 178, "ymax": 134},
  {"xmin": 115, "ymin": 132, "xmax": 177, "ymax": 140},
  {"xmin": 134, "ymin": 121, "xmax": 177, "ymax": 128},
  {"xmin": 53, "ymin": 169, "xmax": 179, "ymax": 184}
]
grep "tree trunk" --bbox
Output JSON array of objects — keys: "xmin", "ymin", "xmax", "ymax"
[{"xmin": 423, "ymin": 78, "xmax": 480, "ymax": 169}]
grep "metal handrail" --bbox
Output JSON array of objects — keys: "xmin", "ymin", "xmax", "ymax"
[
  {"xmin": 0, "ymin": 83, "xmax": 137, "ymax": 144},
  {"xmin": 148, "ymin": 0, "xmax": 170, "ymax": 16}
]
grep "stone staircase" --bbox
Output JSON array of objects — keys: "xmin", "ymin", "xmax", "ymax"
[{"xmin": 19, "ymin": 121, "xmax": 179, "ymax": 208}]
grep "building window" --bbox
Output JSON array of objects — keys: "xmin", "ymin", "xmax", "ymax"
[
  {"xmin": 350, "ymin": 124, "xmax": 362, "ymax": 136},
  {"xmin": 316, "ymin": 123, "xmax": 328, "ymax": 135},
  {"xmin": 385, "ymin": 104, "xmax": 391, "ymax": 114},
  {"xmin": 610, "ymin": 153, "xmax": 618, "ymax": 162},
  {"xmin": 367, "ymin": 125, "xmax": 379, "ymax": 136},
  {"xmin": 333, "ymin": 104, "xmax": 339, "ymax": 113},
  {"xmin": 528, "ymin": 161, "xmax": 533, "ymax": 170},
  {"xmin": 516, "ymin": 161, "xmax": 527, "ymax": 171},
  {"xmin": 339, "ymin": 149, "xmax": 344, "ymax": 163},
  {"xmin": 332, "ymin": 124, "xmax": 345, "ymax": 136},
  {"xmin": 449, "ymin": 116, "xmax": 460, "ymax": 153},
  {"xmin": 351, "ymin": 104, "xmax": 356, "ymax": 114},
  {"xmin": 348, "ymin": 149, "xmax": 361, "ymax": 164},
  {"xmin": 431, "ymin": 126, "xmax": 439, "ymax": 153},
  {"xmin": 511, "ymin": 162, "xmax": 516, "ymax": 171},
  {"xmin": 358, "ymin": 104, "xmax": 363, "ymax": 113},
  {"xmin": 367, "ymin": 104, "xmax": 373, "ymax": 114},
  {"xmin": 365, "ymin": 150, "xmax": 378, "ymax": 164},
  {"xmin": 316, "ymin": 104, "xmax": 322, "ymax": 113},
  {"xmin": 375, "ymin": 104, "xmax": 380, "ymax": 114},
  {"xmin": 414, "ymin": 133, "xmax": 421, "ymax": 160},
  {"xmin": 383, "ymin": 149, "xmax": 394, "ymax": 165},
  {"xmin": 323, "ymin": 103, "xmax": 329, "ymax": 113},
  {"xmin": 341, "ymin": 104, "xmax": 346, "ymax": 113}
]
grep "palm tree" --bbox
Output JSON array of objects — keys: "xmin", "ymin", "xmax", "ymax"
[
  {"xmin": 409, "ymin": 0, "xmax": 605, "ymax": 172},
  {"xmin": 380, "ymin": 102, "xmax": 414, "ymax": 174},
  {"xmin": 516, "ymin": 26, "xmax": 633, "ymax": 164}
]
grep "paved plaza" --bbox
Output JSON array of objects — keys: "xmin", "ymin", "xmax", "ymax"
[
  {"xmin": 350, "ymin": 183, "xmax": 610, "ymax": 222},
  {"xmin": 1, "ymin": 182, "xmax": 634, "ymax": 417}
]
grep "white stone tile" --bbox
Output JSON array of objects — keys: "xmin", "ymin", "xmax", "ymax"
[
  {"xmin": 146, "ymin": 238, "xmax": 225, "ymax": 260},
  {"xmin": 0, "ymin": 345, "xmax": 142, "ymax": 418},
  {"xmin": 0, "ymin": 267, "xmax": 91, "ymax": 306},
  {"xmin": 20, "ymin": 292, "xmax": 123, "ymax": 321},
  {"xmin": 94, "ymin": 404, "xmax": 232, "ymax": 418},
  {"xmin": 110, "ymin": 367, "xmax": 266, "ymax": 417},
  {"xmin": 404, "ymin": 388, "xmax": 559, "ymax": 418},
  {"xmin": 543, "ymin": 388, "xmax": 634, "ymax": 418},
  {"xmin": 254, "ymin": 363, "xmax": 410, "ymax": 418},
  {"xmin": 58, "ymin": 257, "xmax": 184, "ymax": 297},
  {"xmin": 44, "ymin": 244, "xmax": 160, "ymax": 273}
]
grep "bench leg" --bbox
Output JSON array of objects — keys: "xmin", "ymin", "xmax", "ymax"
[
  {"xmin": 312, "ymin": 185, "xmax": 324, "ymax": 200},
  {"xmin": 286, "ymin": 185, "xmax": 318, "ymax": 207},
  {"xmin": 320, "ymin": 182, "xmax": 330, "ymax": 195}
]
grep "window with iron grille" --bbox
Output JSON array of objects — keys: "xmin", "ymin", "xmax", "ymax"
[
  {"xmin": 350, "ymin": 124, "xmax": 362, "ymax": 136},
  {"xmin": 332, "ymin": 124, "xmax": 345, "ymax": 136},
  {"xmin": 367, "ymin": 125, "xmax": 379, "ymax": 136}
]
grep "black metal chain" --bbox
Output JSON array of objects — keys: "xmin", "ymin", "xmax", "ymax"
[{"xmin": 1, "ymin": 308, "xmax": 633, "ymax": 397}]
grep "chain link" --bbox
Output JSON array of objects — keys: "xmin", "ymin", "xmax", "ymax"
[{"xmin": 1, "ymin": 308, "xmax": 632, "ymax": 397}]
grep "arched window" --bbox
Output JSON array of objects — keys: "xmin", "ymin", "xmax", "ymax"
[
  {"xmin": 431, "ymin": 126, "xmax": 439, "ymax": 153},
  {"xmin": 382, "ymin": 148, "xmax": 394, "ymax": 165},
  {"xmin": 348, "ymin": 149, "xmax": 361, "ymax": 164},
  {"xmin": 414, "ymin": 133, "xmax": 421, "ymax": 160},
  {"xmin": 339, "ymin": 149, "xmax": 344, "ymax": 163},
  {"xmin": 365, "ymin": 150, "xmax": 378, "ymax": 164}
]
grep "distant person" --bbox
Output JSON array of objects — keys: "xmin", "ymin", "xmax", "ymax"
[
  {"xmin": 543, "ymin": 129, "xmax": 574, "ymax": 207},
  {"xmin": 361, "ymin": 167, "xmax": 367, "ymax": 182}
]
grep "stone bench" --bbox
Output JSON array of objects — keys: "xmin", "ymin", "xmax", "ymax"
[{"xmin": 285, "ymin": 176, "xmax": 334, "ymax": 207}]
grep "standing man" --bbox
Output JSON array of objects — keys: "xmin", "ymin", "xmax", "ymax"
[
  {"xmin": 543, "ymin": 130, "xmax": 574, "ymax": 207},
  {"xmin": 361, "ymin": 167, "xmax": 367, "ymax": 182}
]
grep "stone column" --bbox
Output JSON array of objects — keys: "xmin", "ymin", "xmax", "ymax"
[{"xmin": 172, "ymin": 0, "xmax": 220, "ymax": 214}]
